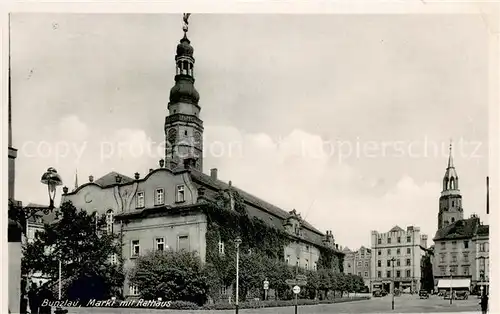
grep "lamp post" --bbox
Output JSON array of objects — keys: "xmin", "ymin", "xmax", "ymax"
[
  {"xmin": 8, "ymin": 167, "xmax": 63, "ymax": 313},
  {"xmin": 234, "ymin": 236, "xmax": 242, "ymax": 314},
  {"xmin": 390, "ymin": 257, "xmax": 395, "ymax": 311},
  {"xmin": 449, "ymin": 267, "xmax": 454, "ymax": 305}
]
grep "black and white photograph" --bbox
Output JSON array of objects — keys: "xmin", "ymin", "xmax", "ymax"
[{"xmin": 5, "ymin": 8, "xmax": 496, "ymax": 314}]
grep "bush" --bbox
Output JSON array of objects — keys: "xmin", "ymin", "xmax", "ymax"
[{"xmin": 168, "ymin": 300, "xmax": 200, "ymax": 310}]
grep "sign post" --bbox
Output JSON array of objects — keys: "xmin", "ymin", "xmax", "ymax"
[
  {"xmin": 293, "ymin": 285, "xmax": 300, "ymax": 314},
  {"xmin": 263, "ymin": 278, "xmax": 269, "ymax": 301}
]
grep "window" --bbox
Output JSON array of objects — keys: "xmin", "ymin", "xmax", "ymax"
[
  {"xmin": 156, "ymin": 237, "xmax": 165, "ymax": 251},
  {"xmin": 396, "ymin": 249, "xmax": 400, "ymax": 255},
  {"xmin": 439, "ymin": 266, "xmax": 446, "ymax": 275},
  {"xmin": 313, "ymin": 262, "xmax": 317, "ymax": 271},
  {"xmin": 377, "ymin": 271, "xmax": 381, "ymax": 278},
  {"xmin": 451, "ymin": 254, "xmax": 457, "ymax": 263},
  {"xmin": 406, "ymin": 270, "xmax": 411, "ymax": 277},
  {"xmin": 378, "ymin": 251, "xmax": 381, "ymax": 256},
  {"xmin": 407, "ymin": 236, "xmax": 411, "ymax": 243},
  {"xmin": 387, "ymin": 249, "xmax": 391, "ymax": 255},
  {"xmin": 377, "ymin": 260, "xmax": 381, "ymax": 267},
  {"xmin": 388, "ymin": 238, "xmax": 392, "ymax": 244},
  {"xmin": 347, "ymin": 263, "xmax": 351, "ymax": 268},
  {"xmin": 131, "ymin": 240, "xmax": 140, "ymax": 257},
  {"xmin": 407, "ymin": 248, "xmax": 411, "ymax": 254},
  {"xmin": 178, "ymin": 235, "xmax": 189, "ymax": 251},
  {"xmin": 109, "ymin": 253, "xmax": 117, "ymax": 265},
  {"xmin": 464, "ymin": 240, "xmax": 469, "ymax": 249},
  {"xmin": 452, "ymin": 201, "xmax": 455, "ymax": 207},
  {"xmin": 365, "ymin": 262, "xmax": 369, "ymax": 267},
  {"xmin": 440, "ymin": 253, "xmax": 446, "ymax": 263},
  {"xmin": 136, "ymin": 191, "xmax": 145, "ymax": 208},
  {"xmin": 396, "ymin": 270, "xmax": 401, "ymax": 277},
  {"xmin": 463, "ymin": 266, "xmax": 469, "ymax": 276},
  {"xmin": 129, "ymin": 285, "xmax": 139, "ymax": 296},
  {"xmin": 106, "ymin": 210, "xmax": 114, "ymax": 233},
  {"xmin": 397, "ymin": 237, "xmax": 401, "ymax": 243},
  {"xmin": 479, "ymin": 243, "xmax": 486, "ymax": 252},
  {"xmin": 218, "ymin": 240, "xmax": 225, "ymax": 255},
  {"xmin": 176, "ymin": 185, "xmax": 185, "ymax": 202},
  {"xmin": 387, "ymin": 260, "xmax": 391, "ymax": 267},
  {"xmin": 396, "ymin": 259, "xmax": 401, "ymax": 267},
  {"xmin": 306, "ymin": 246, "xmax": 309, "ymax": 251},
  {"xmin": 305, "ymin": 259, "xmax": 309, "ymax": 270},
  {"xmin": 452, "ymin": 241, "xmax": 457, "ymax": 249},
  {"xmin": 357, "ymin": 261, "xmax": 362, "ymax": 266},
  {"xmin": 406, "ymin": 259, "xmax": 411, "ymax": 266},
  {"xmin": 386, "ymin": 271, "xmax": 391, "ymax": 278},
  {"xmin": 286, "ymin": 255, "xmax": 290, "ymax": 264},
  {"xmin": 357, "ymin": 272, "xmax": 361, "ymax": 276},
  {"xmin": 155, "ymin": 188, "xmax": 165, "ymax": 205},
  {"xmin": 220, "ymin": 285, "xmax": 227, "ymax": 296},
  {"xmin": 463, "ymin": 253, "xmax": 469, "ymax": 262},
  {"xmin": 378, "ymin": 238, "xmax": 382, "ymax": 244},
  {"xmin": 441, "ymin": 242, "xmax": 446, "ymax": 249}
]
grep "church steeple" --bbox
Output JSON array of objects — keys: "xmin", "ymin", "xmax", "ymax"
[
  {"xmin": 438, "ymin": 139, "xmax": 463, "ymax": 230},
  {"xmin": 165, "ymin": 13, "xmax": 204, "ymax": 171}
]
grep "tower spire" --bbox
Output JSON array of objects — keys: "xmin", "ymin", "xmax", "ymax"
[
  {"xmin": 447, "ymin": 139, "xmax": 454, "ymax": 168},
  {"xmin": 74, "ymin": 169, "xmax": 79, "ymax": 191}
]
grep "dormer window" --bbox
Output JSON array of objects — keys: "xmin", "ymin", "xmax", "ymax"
[
  {"xmin": 176, "ymin": 185, "xmax": 185, "ymax": 203},
  {"xmin": 136, "ymin": 191, "xmax": 145, "ymax": 208}
]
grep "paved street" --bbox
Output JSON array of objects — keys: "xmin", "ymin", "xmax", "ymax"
[{"xmin": 65, "ymin": 294, "xmax": 482, "ymax": 314}]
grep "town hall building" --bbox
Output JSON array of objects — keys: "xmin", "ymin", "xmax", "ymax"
[{"xmin": 61, "ymin": 15, "xmax": 345, "ymax": 298}]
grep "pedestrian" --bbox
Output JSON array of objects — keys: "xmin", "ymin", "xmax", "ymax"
[
  {"xmin": 28, "ymin": 282, "xmax": 40, "ymax": 314},
  {"xmin": 37, "ymin": 284, "xmax": 54, "ymax": 314},
  {"xmin": 20, "ymin": 278, "xmax": 28, "ymax": 314},
  {"xmin": 480, "ymin": 294, "xmax": 488, "ymax": 314}
]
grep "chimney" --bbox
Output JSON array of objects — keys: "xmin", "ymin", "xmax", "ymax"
[
  {"xmin": 115, "ymin": 174, "xmax": 122, "ymax": 183},
  {"xmin": 210, "ymin": 168, "xmax": 218, "ymax": 180},
  {"xmin": 134, "ymin": 172, "xmax": 140, "ymax": 180},
  {"xmin": 89, "ymin": 175, "xmax": 94, "ymax": 183},
  {"xmin": 62, "ymin": 186, "xmax": 68, "ymax": 194},
  {"xmin": 159, "ymin": 159, "xmax": 165, "ymax": 168}
]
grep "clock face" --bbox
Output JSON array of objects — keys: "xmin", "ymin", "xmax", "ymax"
[{"xmin": 168, "ymin": 128, "xmax": 177, "ymax": 144}]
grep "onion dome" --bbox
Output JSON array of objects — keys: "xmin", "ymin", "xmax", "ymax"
[
  {"xmin": 176, "ymin": 34, "xmax": 194, "ymax": 57},
  {"xmin": 169, "ymin": 79, "xmax": 200, "ymax": 105}
]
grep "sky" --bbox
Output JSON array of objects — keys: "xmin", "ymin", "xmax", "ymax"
[{"xmin": 10, "ymin": 13, "xmax": 490, "ymax": 249}]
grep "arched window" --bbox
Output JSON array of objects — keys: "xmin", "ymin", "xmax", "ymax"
[
  {"xmin": 450, "ymin": 178, "xmax": 455, "ymax": 189},
  {"xmin": 444, "ymin": 178, "xmax": 449, "ymax": 190},
  {"xmin": 106, "ymin": 210, "xmax": 114, "ymax": 234},
  {"xmin": 451, "ymin": 217, "xmax": 455, "ymax": 223}
]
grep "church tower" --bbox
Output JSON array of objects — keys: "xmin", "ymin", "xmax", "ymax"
[
  {"xmin": 438, "ymin": 142, "xmax": 463, "ymax": 229},
  {"xmin": 165, "ymin": 14, "xmax": 203, "ymax": 171}
]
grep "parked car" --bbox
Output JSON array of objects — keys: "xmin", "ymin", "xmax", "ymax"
[
  {"xmin": 419, "ymin": 290, "xmax": 429, "ymax": 299},
  {"xmin": 372, "ymin": 290, "xmax": 388, "ymax": 297},
  {"xmin": 455, "ymin": 291, "xmax": 469, "ymax": 300}
]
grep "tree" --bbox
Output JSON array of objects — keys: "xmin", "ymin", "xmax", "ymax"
[
  {"xmin": 22, "ymin": 201, "xmax": 124, "ymax": 301},
  {"xmin": 129, "ymin": 249, "xmax": 209, "ymax": 305}
]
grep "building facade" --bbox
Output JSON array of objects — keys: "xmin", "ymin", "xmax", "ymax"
[
  {"xmin": 432, "ymin": 145, "xmax": 490, "ymax": 293},
  {"xmin": 370, "ymin": 226, "xmax": 427, "ymax": 293},
  {"xmin": 343, "ymin": 246, "xmax": 371, "ymax": 290},
  {"xmin": 61, "ymin": 17, "xmax": 344, "ymax": 299}
]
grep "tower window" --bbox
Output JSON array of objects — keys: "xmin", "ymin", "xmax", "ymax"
[
  {"xmin": 451, "ymin": 217, "xmax": 455, "ymax": 223},
  {"xmin": 452, "ymin": 201, "xmax": 455, "ymax": 207},
  {"xmin": 184, "ymin": 130, "xmax": 188, "ymax": 136}
]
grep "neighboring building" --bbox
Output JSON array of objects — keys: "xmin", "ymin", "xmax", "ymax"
[
  {"xmin": 343, "ymin": 246, "xmax": 371, "ymax": 290},
  {"xmin": 432, "ymin": 144, "xmax": 490, "ymax": 294},
  {"xmin": 370, "ymin": 226, "xmax": 427, "ymax": 293},
  {"xmin": 22, "ymin": 203, "xmax": 58, "ymax": 287},
  {"xmin": 61, "ymin": 18, "xmax": 345, "ymax": 298}
]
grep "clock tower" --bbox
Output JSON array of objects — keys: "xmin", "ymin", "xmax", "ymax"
[
  {"xmin": 165, "ymin": 14, "xmax": 203, "ymax": 171},
  {"xmin": 437, "ymin": 142, "xmax": 463, "ymax": 230}
]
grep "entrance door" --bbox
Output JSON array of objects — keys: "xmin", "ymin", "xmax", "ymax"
[{"xmin": 383, "ymin": 283, "xmax": 390, "ymax": 292}]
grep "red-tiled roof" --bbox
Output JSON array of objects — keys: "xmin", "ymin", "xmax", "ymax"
[
  {"xmin": 190, "ymin": 169, "xmax": 323, "ymax": 234},
  {"xmin": 94, "ymin": 171, "xmax": 134, "ymax": 187},
  {"xmin": 433, "ymin": 217, "xmax": 480, "ymax": 241}
]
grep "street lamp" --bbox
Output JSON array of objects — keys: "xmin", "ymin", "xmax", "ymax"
[
  {"xmin": 8, "ymin": 167, "xmax": 63, "ymax": 314},
  {"xmin": 449, "ymin": 267, "xmax": 454, "ymax": 305},
  {"xmin": 234, "ymin": 236, "xmax": 242, "ymax": 314},
  {"xmin": 390, "ymin": 257, "xmax": 395, "ymax": 311}
]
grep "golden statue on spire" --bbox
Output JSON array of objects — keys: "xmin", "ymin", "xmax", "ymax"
[{"xmin": 183, "ymin": 13, "xmax": 191, "ymax": 33}]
